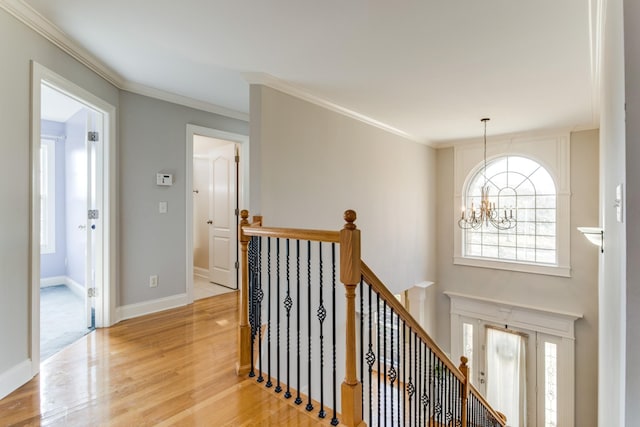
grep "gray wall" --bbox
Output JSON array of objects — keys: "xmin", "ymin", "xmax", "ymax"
[
  {"xmin": 0, "ymin": 6, "xmax": 249, "ymax": 395},
  {"xmin": 435, "ymin": 130, "xmax": 599, "ymax": 426},
  {"xmin": 118, "ymin": 91, "xmax": 247, "ymax": 306},
  {"xmin": 624, "ymin": 0, "xmax": 640, "ymax": 423},
  {"xmin": 0, "ymin": 7, "xmax": 119, "ymax": 390},
  {"xmin": 250, "ymin": 85, "xmax": 437, "ymax": 293}
]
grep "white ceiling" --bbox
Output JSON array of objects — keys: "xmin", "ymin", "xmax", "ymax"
[
  {"xmin": 41, "ymin": 83, "xmax": 85, "ymax": 123},
  {"xmin": 19, "ymin": 0, "xmax": 599, "ymax": 144}
]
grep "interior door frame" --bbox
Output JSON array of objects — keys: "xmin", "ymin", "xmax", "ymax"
[
  {"xmin": 30, "ymin": 61, "xmax": 117, "ymax": 374},
  {"xmin": 185, "ymin": 124, "xmax": 249, "ymax": 303}
]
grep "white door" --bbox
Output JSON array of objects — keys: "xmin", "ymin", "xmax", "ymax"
[{"xmin": 208, "ymin": 143, "xmax": 236, "ymax": 287}]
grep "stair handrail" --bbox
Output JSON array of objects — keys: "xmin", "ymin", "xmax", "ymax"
[{"xmin": 237, "ymin": 209, "xmax": 506, "ymax": 427}]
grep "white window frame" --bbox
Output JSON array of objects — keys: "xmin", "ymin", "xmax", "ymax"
[
  {"xmin": 453, "ymin": 132, "xmax": 571, "ymax": 277},
  {"xmin": 40, "ymin": 137, "xmax": 56, "ymax": 254}
]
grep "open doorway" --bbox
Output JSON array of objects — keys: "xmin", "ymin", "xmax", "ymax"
[
  {"xmin": 185, "ymin": 125, "xmax": 249, "ymax": 302},
  {"xmin": 31, "ymin": 62, "xmax": 116, "ymax": 370},
  {"xmin": 39, "ymin": 84, "xmax": 99, "ymax": 360}
]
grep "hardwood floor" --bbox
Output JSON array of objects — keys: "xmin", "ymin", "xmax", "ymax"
[{"xmin": 0, "ymin": 293, "xmax": 335, "ymax": 426}]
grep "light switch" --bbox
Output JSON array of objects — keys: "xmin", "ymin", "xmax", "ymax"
[{"xmin": 159, "ymin": 201, "xmax": 168, "ymax": 214}]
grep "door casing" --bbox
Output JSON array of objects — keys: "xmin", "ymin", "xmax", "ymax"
[
  {"xmin": 185, "ymin": 124, "xmax": 249, "ymax": 303},
  {"xmin": 30, "ymin": 62, "xmax": 116, "ymax": 375}
]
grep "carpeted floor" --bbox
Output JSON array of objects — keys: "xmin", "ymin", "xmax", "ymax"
[{"xmin": 40, "ymin": 285, "xmax": 93, "ymax": 361}]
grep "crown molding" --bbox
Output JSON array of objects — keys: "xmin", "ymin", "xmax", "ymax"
[
  {"xmin": 0, "ymin": 0, "xmax": 124, "ymax": 87},
  {"xmin": 243, "ymin": 72, "xmax": 425, "ymax": 144},
  {"xmin": 1, "ymin": 0, "xmax": 249, "ymax": 122}
]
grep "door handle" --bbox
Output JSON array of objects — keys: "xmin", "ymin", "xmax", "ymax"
[{"xmin": 206, "ymin": 220, "xmax": 213, "ymax": 224}]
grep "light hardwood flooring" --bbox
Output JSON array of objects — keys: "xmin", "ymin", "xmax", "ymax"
[{"xmin": 0, "ymin": 293, "xmax": 337, "ymax": 426}]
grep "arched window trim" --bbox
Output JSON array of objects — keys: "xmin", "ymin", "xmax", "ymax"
[
  {"xmin": 462, "ymin": 155, "xmax": 558, "ymax": 265},
  {"xmin": 453, "ymin": 133, "xmax": 571, "ymax": 277}
]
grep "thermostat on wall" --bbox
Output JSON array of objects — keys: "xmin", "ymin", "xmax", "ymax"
[{"xmin": 156, "ymin": 173, "xmax": 173, "ymax": 186}]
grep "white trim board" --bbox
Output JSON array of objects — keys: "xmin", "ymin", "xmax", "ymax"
[
  {"xmin": 0, "ymin": 0, "xmax": 248, "ymax": 122},
  {"xmin": 0, "ymin": 359, "xmax": 32, "ymax": 400},
  {"xmin": 40, "ymin": 276, "xmax": 84, "ymax": 299},
  {"xmin": 445, "ymin": 291, "xmax": 582, "ymax": 340},
  {"xmin": 116, "ymin": 293, "xmax": 189, "ymax": 323},
  {"xmin": 194, "ymin": 267, "xmax": 209, "ymax": 279}
]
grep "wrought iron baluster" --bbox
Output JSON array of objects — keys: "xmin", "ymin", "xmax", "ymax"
[
  {"xmin": 330, "ymin": 243, "xmax": 338, "ymax": 426},
  {"xmin": 317, "ymin": 242, "xmax": 326, "ymax": 418},
  {"xmin": 359, "ymin": 276, "xmax": 364, "ymax": 424},
  {"xmin": 284, "ymin": 239, "xmax": 292, "ymax": 399},
  {"xmin": 306, "ymin": 240, "xmax": 314, "ymax": 412},
  {"xmin": 275, "ymin": 238, "xmax": 282, "ymax": 393},
  {"xmin": 266, "ymin": 237, "xmax": 273, "ymax": 388},
  {"xmin": 295, "ymin": 239, "xmax": 302, "ymax": 405},
  {"xmin": 248, "ymin": 237, "xmax": 256, "ymax": 377},
  {"xmin": 377, "ymin": 293, "xmax": 381, "ymax": 426},
  {"xmin": 396, "ymin": 314, "xmax": 401, "ymax": 427},
  {"xmin": 389, "ymin": 307, "xmax": 395, "ymax": 426},
  {"xmin": 257, "ymin": 237, "xmax": 264, "ymax": 383},
  {"xmin": 383, "ymin": 301, "xmax": 387, "ymax": 427},
  {"xmin": 408, "ymin": 327, "xmax": 414, "ymax": 427},
  {"xmin": 418, "ymin": 336, "xmax": 422, "ymax": 427},
  {"xmin": 365, "ymin": 282, "xmax": 375, "ymax": 427}
]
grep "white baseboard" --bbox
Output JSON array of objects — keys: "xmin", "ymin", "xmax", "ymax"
[
  {"xmin": 40, "ymin": 276, "xmax": 85, "ymax": 299},
  {"xmin": 0, "ymin": 359, "xmax": 33, "ymax": 400},
  {"xmin": 116, "ymin": 293, "xmax": 189, "ymax": 322},
  {"xmin": 65, "ymin": 277, "xmax": 84, "ymax": 299},
  {"xmin": 40, "ymin": 276, "xmax": 66, "ymax": 287},
  {"xmin": 194, "ymin": 267, "xmax": 209, "ymax": 279}
]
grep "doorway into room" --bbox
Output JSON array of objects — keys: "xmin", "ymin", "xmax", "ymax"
[
  {"xmin": 38, "ymin": 84, "xmax": 101, "ymax": 360},
  {"xmin": 32, "ymin": 62, "xmax": 115, "ymax": 370},
  {"xmin": 186, "ymin": 125, "xmax": 249, "ymax": 302}
]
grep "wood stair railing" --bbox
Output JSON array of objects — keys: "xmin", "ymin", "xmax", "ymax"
[{"xmin": 236, "ymin": 209, "xmax": 506, "ymax": 427}]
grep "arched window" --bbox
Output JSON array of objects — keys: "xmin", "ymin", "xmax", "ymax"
[{"xmin": 462, "ymin": 156, "xmax": 557, "ymax": 265}]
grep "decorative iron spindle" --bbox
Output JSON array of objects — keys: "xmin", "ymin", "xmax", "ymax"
[
  {"xmin": 408, "ymin": 327, "xmax": 414, "ymax": 427},
  {"xmin": 275, "ymin": 238, "xmax": 282, "ymax": 393},
  {"xmin": 266, "ymin": 237, "xmax": 273, "ymax": 388},
  {"xmin": 359, "ymin": 276, "xmax": 363, "ymax": 423},
  {"xmin": 377, "ymin": 293, "xmax": 381, "ymax": 426},
  {"xmin": 257, "ymin": 237, "xmax": 264, "ymax": 383},
  {"xmin": 389, "ymin": 307, "xmax": 395, "ymax": 426},
  {"xmin": 295, "ymin": 239, "xmax": 302, "ymax": 405},
  {"xmin": 418, "ymin": 337, "xmax": 422, "ymax": 427},
  {"xmin": 284, "ymin": 239, "xmax": 292, "ymax": 399},
  {"xmin": 317, "ymin": 242, "xmax": 327, "ymax": 418},
  {"xmin": 383, "ymin": 302, "xmax": 387, "ymax": 424},
  {"xmin": 248, "ymin": 236, "xmax": 256, "ymax": 377},
  {"xmin": 330, "ymin": 243, "xmax": 338, "ymax": 426},
  {"xmin": 306, "ymin": 240, "xmax": 313, "ymax": 412},
  {"xmin": 396, "ymin": 314, "xmax": 401, "ymax": 427},
  {"xmin": 366, "ymin": 283, "xmax": 374, "ymax": 426}
]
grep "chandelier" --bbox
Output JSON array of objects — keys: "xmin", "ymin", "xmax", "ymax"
[{"xmin": 458, "ymin": 118, "xmax": 517, "ymax": 231}]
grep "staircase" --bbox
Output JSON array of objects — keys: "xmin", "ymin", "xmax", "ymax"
[{"xmin": 236, "ymin": 210, "xmax": 506, "ymax": 427}]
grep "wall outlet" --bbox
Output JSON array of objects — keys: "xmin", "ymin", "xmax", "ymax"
[{"xmin": 149, "ymin": 275, "xmax": 158, "ymax": 287}]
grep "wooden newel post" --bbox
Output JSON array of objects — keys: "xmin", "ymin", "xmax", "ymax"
[
  {"xmin": 236, "ymin": 209, "xmax": 251, "ymax": 376},
  {"xmin": 340, "ymin": 210, "xmax": 366, "ymax": 427},
  {"xmin": 459, "ymin": 356, "xmax": 470, "ymax": 426}
]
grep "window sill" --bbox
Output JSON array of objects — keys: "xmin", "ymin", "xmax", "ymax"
[{"xmin": 453, "ymin": 256, "xmax": 571, "ymax": 278}]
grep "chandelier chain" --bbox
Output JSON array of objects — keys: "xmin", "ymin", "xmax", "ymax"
[{"xmin": 458, "ymin": 118, "xmax": 517, "ymax": 231}]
